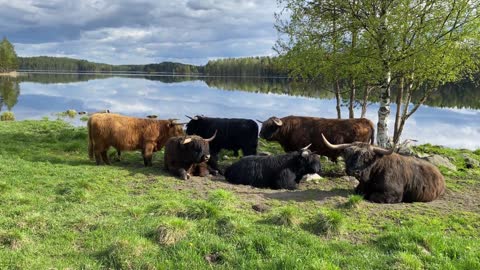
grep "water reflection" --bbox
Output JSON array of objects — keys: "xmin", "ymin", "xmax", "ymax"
[
  {"xmin": 0, "ymin": 77, "xmax": 20, "ymax": 112},
  {"xmin": 1, "ymin": 73, "xmax": 479, "ymax": 149}
]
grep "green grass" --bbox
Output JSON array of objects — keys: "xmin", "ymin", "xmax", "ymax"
[{"xmin": 0, "ymin": 120, "xmax": 479, "ymax": 269}]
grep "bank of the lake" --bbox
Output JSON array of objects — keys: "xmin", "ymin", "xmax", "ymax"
[
  {"xmin": 0, "ymin": 71, "xmax": 18, "ymax": 77},
  {"xmin": 0, "ymin": 120, "xmax": 479, "ymax": 269}
]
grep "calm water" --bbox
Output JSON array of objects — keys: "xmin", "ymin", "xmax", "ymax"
[{"xmin": 1, "ymin": 73, "xmax": 479, "ymax": 149}]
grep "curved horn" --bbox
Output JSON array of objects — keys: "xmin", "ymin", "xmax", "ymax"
[
  {"xmin": 181, "ymin": 137, "xmax": 192, "ymax": 144},
  {"xmin": 205, "ymin": 130, "xmax": 217, "ymax": 142},
  {"xmin": 372, "ymin": 146, "xmax": 394, "ymax": 155},
  {"xmin": 321, "ymin": 134, "xmax": 351, "ymax": 150},
  {"xmin": 256, "ymin": 119, "xmax": 264, "ymax": 124},
  {"xmin": 301, "ymin": 143, "xmax": 312, "ymax": 150},
  {"xmin": 173, "ymin": 122, "xmax": 188, "ymax": 125},
  {"xmin": 185, "ymin": 115, "xmax": 193, "ymax": 120},
  {"xmin": 273, "ymin": 118, "xmax": 283, "ymax": 126}
]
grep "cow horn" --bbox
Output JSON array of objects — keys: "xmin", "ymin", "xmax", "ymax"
[
  {"xmin": 301, "ymin": 143, "xmax": 312, "ymax": 150},
  {"xmin": 256, "ymin": 119, "xmax": 264, "ymax": 124},
  {"xmin": 301, "ymin": 151, "xmax": 309, "ymax": 158},
  {"xmin": 321, "ymin": 134, "xmax": 351, "ymax": 150},
  {"xmin": 185, "ymin": 115, "xmax": 198, "ymax": 120},
  {"xmin": 372, "ymin": 146, "xmax": 394, "ymax": 155},
  {"xmin": 181, "ymin": 137, "xmax": 192, "ymax": 144},
  {"xmin": 273, "ymin": 118, "xmax": 283, "ymax": 126},
  {"xmin": 173, "ymin": 122, "xmax": 188, "ymax": 125},
  {"xmin": 205, "ymin": 130, "xmax": 217, "ymax": 142}
]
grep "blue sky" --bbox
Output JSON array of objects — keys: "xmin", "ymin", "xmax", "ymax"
[{"xmin": 0, "ymin": 0, "xmax": 280, "ymax": 65}]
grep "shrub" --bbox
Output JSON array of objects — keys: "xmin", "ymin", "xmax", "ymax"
[{"xmin": 0, "ymin": 111, "xmax": 15, "ymax": 121}]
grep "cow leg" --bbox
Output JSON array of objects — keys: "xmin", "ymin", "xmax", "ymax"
[
  {"xmin": 94, "ymin": 151, "xmax": 103, "ymax": 165},
  {"xmin": 143, "ymin": 142, "xmax": 155, "ymax": 167},
  {"xmin": 176, "ymin": 168, "xmax": 190, "ymax": 180},
  {"xmin": 276, "ymin": 169, "xmax": 298, "ymax": 190},
  {"xmin": 207, "ymin": 153, "xmax": 221, "ymax": 173},
  {"xmin": 242, "ymin": 144, "xmax": 257, "ymax": 156},
  {"xmin": 368, "ymin": 191, "xmax": 403, "ymax": 204},
  {"xmin": 101, "ymin": 151, "xmax": 111, "ymax": 165}
]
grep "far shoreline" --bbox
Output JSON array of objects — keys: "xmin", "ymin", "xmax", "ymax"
[{"xmin": 0, "ymin": 71, "xmax": 18, "ymax": 77}]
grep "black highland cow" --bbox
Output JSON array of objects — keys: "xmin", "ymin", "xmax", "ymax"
[
  {"xmin": 186, "ymin": 115, "xmax": 259, "ymax": 172},
  {"xmin": 224, "ymin": 145, "xmax": 321, "ymax": 190}
]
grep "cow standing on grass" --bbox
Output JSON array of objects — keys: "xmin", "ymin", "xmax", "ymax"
[
  {"xmin": 321, "ymin": 134, "xmax": 445, "ymax": 203},
  {"xmin": 224, "ymin": 145, "xmax": 321, "ymax": 190},
  {"xmin": 185, "ymin": 115, "xmax": 259, "ymax": 173},
  {"xmin": 88, "ymin": 113, "xmax": 185, "ymax": 166},
  {"xmin": 164, "ymin": 132, "xmax": 217, "ymax": 180},
  {"xmin": 258, "ymin": 116, "xmax": 375, "ymax": 161}
]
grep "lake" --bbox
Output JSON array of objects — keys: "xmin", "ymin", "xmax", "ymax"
[{"xmin": 1, "ymin": 72, "xmax": 479, "ymax": 149}]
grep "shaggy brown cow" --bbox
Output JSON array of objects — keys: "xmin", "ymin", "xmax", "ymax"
[
  {"xmin": 322, "ymin": 134, "xmax": 445, "ymax": 203},
  {"xmin": 164, "ymin": 132, "xmax": 217, "ymax": 180},
  {"xmin": 258, "ymin": 116, "xmax": 374, "ymax": 161},
  {"xmin": 88, "ymin": 113, "xmax": 185, "ymax": 166}
]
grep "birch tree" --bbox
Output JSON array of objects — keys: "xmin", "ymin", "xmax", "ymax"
[{"xmin": 276, "ymin": 0, "xmax": 480, "ymax": 147}]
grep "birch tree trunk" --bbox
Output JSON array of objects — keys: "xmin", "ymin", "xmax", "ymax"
[
  {"xmin": 393, "ymin": 77, "xmax": 404, "ymax": 144},
  {"xmin": 377, "ymin": 70, "xmax": 391, "ymax": 147},
  {"xmin": 335, "ymin": 79, "xmax": 342, "ymax": 119},
  {"xmin": 349, "ymin": 79, "xmax": 355, "ymax": 118}
]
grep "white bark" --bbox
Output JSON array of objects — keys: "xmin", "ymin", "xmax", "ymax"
[{"xmin": 377, "ymin": 70, "xmax": 391, "ymax": 147}]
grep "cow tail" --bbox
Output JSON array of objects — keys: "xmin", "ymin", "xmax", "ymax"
[{"xmin": 88, "ymin": 118, "xmax": 94, "ymax": 160}]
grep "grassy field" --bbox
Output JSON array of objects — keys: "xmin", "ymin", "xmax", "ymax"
[{"xmin": 0, "ymin": 120, "xmax": 479, "ymax": 269}]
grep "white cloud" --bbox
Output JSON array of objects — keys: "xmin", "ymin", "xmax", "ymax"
[{"xmin": 1, "ymin": 0, "xmax": 281, "ymax": 64}]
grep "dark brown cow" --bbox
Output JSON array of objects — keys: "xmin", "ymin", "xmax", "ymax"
[
  {"xmin": 258, "ymin": 116, "xmax": 375, "ymax": 161},
  {"xmin": 322, "ymin": 134, "xmax": 445, "ymax": 203},
  {"xmin": 88, "ymin": 113, "xmax": 185, "ymax": 166},
  {"xmin": 164, "ymin": 132, "xmax": 217, "ymax": 180}
]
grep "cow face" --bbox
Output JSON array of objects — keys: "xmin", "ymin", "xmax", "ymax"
[
  {"xmin": 166, "ymin": 120, "xmax": 186, "ymax": 138},
  {"xmin": 259, "ymin": 117, "xmax": 283, "ymax": 140},
  {"xmin": 295, "ymin": 149, "xmax": 322, "ymax": 176},
  {"xmin": 180, "ymin": 131, "xmax": 217, "ymax": 163},
  {"xmin": 321, "ymin": 134, "xmax": 393, "ymax": 180},
  {"xmin": 182, "ymin": 137, "xmax": 211, "ymax": 163},
  {"xmin": 343, "ymin": 143, "xmax": 378, "ymax": 178}
]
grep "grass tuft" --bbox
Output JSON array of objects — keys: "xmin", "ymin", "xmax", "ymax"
[
  {"xmin": 0, "ymin": 230, "xmax": 24, "ymax": 250},
  {"xmin": 343, "ymin": 194, "xmax": 364, "ymax": 208},
  {"xmin": 267, "ymin": 206, "xmax": 299, "ymax": 227},
  {"xmin": 303, "ymin": 210, "xmax": 344, "ymax": 236},
  {"xmin": 154, "ymin": 218, "xmax": 191, "ymax": 246}
]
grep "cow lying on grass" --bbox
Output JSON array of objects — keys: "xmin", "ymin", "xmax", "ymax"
[
  {"xmin": 88, "ymin": 113, "xmax": 185, "ymax": 166},
  {"xmin": 224, "ymin": 145, "xmax": 321, "ymax": 190},
  {"xmin": 258, "ymin": 116, "xmax": 375, "ymax": 162},
  {"xmin": 322, "ymin": 134, "xmax": 445, "ymax": 203},
  {"xmin": 186, "ymin": 115, "xmax": 259, "ymax": 173},
  {"xmin": 164, "ymin": 132, "xmax": 217, "ymax": 180}
]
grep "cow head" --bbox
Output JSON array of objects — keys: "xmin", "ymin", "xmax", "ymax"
[
  {"xmin": 321, "ymin": 134, "xmax": 393, "ymax": 178},
  {"xmin": 180, "ymin": 130, "xmax": 217, "ymax": 163},
  {"xmin": 185, "ymin": 115, "xmax": 208, "ymax": 137},
  {"xmin": 166, "ymin": 119, "xmax": 186, "ymax": 137},
  {"xmin": 258, "ymin": 116, "xmax": 283, "ymax": 141},
  {"xmin": 292, "ymin": 144, "xmax": 322, "ymax": 178}
]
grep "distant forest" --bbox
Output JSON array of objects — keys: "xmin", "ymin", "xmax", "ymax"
[{"xmin": 18, "ymin": 56, "xmax": 289, "ymax": 77}]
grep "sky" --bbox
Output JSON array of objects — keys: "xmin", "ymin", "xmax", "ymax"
[{"xmin": 0, "ymin": 0, "xmax": 281, "ymax": 65}]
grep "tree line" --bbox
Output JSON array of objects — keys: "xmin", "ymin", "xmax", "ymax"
[
  {"xmin": 18, "ymin": 55, "xmax": 290, "ymax": 77},
  {"xmin": 204, "ymin": 57, "xmax": 288, "ymax": 77}
]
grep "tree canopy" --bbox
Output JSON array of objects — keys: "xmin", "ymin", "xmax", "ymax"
[
  {"xmin": 276, "ymin": 0, "xmax": 480, "ymax": 146},
  {"xmin": 0, "ymin": 38, "xmax": 19, "ymax": 73}
]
